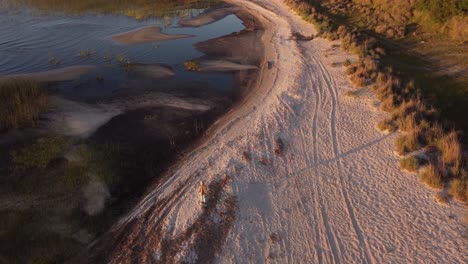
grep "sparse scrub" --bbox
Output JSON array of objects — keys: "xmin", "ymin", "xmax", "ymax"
[
  {"xmin": 420, "ymin": 163, "xmax": 444, "ymax": 188},
  {"xmin": 0, "ymin": 78, "xmax": 48, "ymax": 131},
  {"xmin": 184, "ymin": 60, "xmax": 201, "ymax": 72}
]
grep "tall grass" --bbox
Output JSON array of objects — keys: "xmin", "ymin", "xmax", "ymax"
[{"xmin": 0, "ymin": 78, "xmax": 47, "ymax": 131}]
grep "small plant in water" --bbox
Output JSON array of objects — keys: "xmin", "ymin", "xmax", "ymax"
[
  {"xmin": 79, "ymin": 48, "xmax": 92, "ymax": 57},
  {"xmin": 48, "ymin": 56, "xmax": 61, "ymax": 66},
  {"xmin": 184, "ymin": 60, "xmax": 202, "ymax": 72}
]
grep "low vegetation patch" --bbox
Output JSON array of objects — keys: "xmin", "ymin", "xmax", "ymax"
[
  {"xmin": 400, "ymin": 155, "xmax": 421, "ymax": 172},
  {"xmin": 420, "ymin": 163, "xmax": 444, "ymax": 188},
  {"xmin": 0, "ymin": 78, "xmax": 48, "ymax": 131},
  {"xmin": 449, "ymin": 178, "xmax": 467, "ymax": 202},
  {"xmin": 10, "ymin": 135, "xmax": 70, "ymax": 170},
  {"xmin": 377, "ymin": 118, "xmax": 396, "ymax": 132},
  {"xmin": 184, "ymin": 60, "xmax": 202, "ymax": 72}
]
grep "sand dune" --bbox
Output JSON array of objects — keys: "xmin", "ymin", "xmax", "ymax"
[
  {"xmin": 199, "ymin": 60, "xmax": 258, "ymax": 72},
  {"xmin": 179, "ymin": 7, "xmax": 241, "ymax": 27},
  {"xmin": 0, "ymin": 65, "xmax": 95, "ymax": 82},
  {"xmin": 112, "ymin": 26, "xmax": 192, "ymax": 44}
]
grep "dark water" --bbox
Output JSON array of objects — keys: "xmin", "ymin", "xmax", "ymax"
[{"xmin": 0, "ymin": 2, "xmax": 244, "ymax": 99}]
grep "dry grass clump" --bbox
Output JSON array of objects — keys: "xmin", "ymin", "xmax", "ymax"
[
  {"xmin": 435, "ymin": 192, "xmax": 449, "ymax": 204},
  {"xmin": 449, "ymin": 178, "xmax": 467, "ymax": 202},
  {"xmin": 400, "ymin": 155, "xmax": 421, "ymax": 172},
  {"xmin": 419, "ymin": 163, "xmax": 444, "ymax": 189},
  {"xmin": 377, "ymin": 118, "xmax": 396, "ymax": 132},
  {"xmin": 437, "ymin": 131, "xmax": 462, "ymax": 173},
  {"xmin": 395, "ymin": 130, "xmax": 422, "ymax": 156},
  {"xmin": 0, "ymin": 78, "xmax": 48, "ymax": 131}
]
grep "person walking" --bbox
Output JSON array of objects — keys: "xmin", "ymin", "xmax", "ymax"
[{"xmin": 197, "ymin": 181, "xmax": 208, "ymax": 205}]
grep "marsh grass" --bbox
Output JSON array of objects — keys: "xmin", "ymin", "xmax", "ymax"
[
  {"xmin": 10, "ymin": 135, "xmax": 70, "ymax": 171},
  {"xmin": 0, "ymin": 78, "xmax": 48, "ymax": 131}
]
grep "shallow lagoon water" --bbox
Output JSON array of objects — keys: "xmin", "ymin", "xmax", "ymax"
[{"xmin": 0, "ymin": 4, "xmax": 245, "ymax": 99}]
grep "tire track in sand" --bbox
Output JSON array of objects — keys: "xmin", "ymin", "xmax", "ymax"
[{"xmin": 312, "ymin": 55, "xmax": 375, "ymax": 264}]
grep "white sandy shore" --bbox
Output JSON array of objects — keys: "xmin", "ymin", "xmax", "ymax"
[
  {"xmin": 0, "ymin": 65, "xmax": 95, "ymax": 82},
  {"xmin": 112, "ymin": 26, "xmax": 192, "ymax": 44},
  {"xmin": 179, "ymin": 7, "xmax": 241, "ymax": 27},
  {"xmin": 199, "ymin": 60, "xmax": 258, "ymax": 72},
  {"xmin": 101, "ymin": 0, "xmax": 467, "ymax": 263}
]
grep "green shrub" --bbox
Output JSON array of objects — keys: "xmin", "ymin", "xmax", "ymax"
[
  {"xmin": 0, "ymin": 78, "xmax": 47, "ymax": 131},
  {"xmin": 343, "ymin": 59, "xmax": 351, "ymax": 66},
  {"xmin": 11, "ymin": 135, "xmax": 70, "ymax": 170}
]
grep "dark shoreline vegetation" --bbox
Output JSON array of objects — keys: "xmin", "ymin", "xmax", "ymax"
[
  {"xmin": 284, "ymin": 0, "xmax": 467, "ymax": 203},
  {"xmin": 0, "ymin": 1, "xmax": 262, "ymax": 263},
  {"xmin": 0, "ymin": 79, "xmax": 48, "ymax": 132}
]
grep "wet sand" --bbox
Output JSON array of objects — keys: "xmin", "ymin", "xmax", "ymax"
[{"xmin": 112, "ymin": 26, "xmax": 193, "ymax": 44}]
